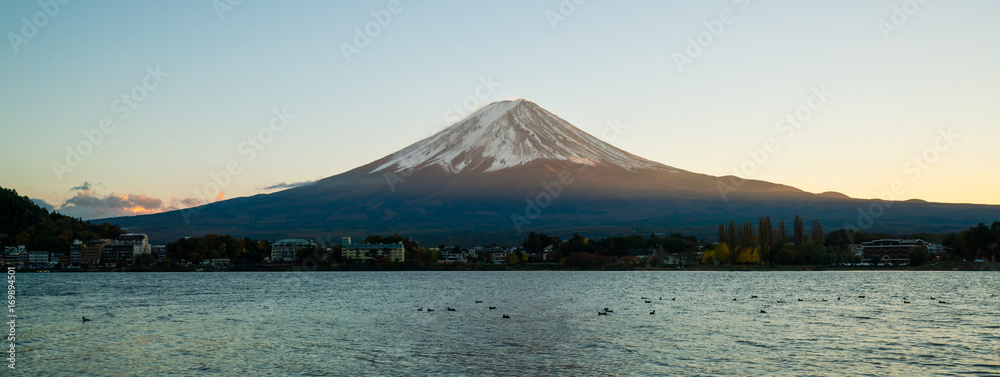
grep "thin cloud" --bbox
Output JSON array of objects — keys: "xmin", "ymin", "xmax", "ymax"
[
  {"xmin": 259, "ymin": 180, "xmax": 314, "ymax": 190},
  {"xmin": 69, "ymin": 181, "xmax": 92, "ymax": 191}
]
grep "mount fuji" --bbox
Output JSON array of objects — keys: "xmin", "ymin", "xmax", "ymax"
[{"xmin": 109, "ymin": 99, "xmax": 998, "ymax": 244}]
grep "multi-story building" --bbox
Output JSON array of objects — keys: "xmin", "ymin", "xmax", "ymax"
[
  {"xmin": 2, "ymin": 246, "xmax": 27, "ymax": 267},
  {"xmin": 28, "ymin": 250, "xmax": 50, "ymax": 267},
  {"xmin": 860, "ymin": 239, "xmax": 926, "ymax": 265},
  {"xmin": 115, "ymin": 233, "xmax": 152, "ymax": 257},
  {"xmin": 341, "ymin": 237, "xmax": 405, "ymax": 262},
  {"xmin": 70, "ymin": 240, "xmax": 82, "ymax": 264},
  {"xmin": 151, "ymin": 245, "xmax": 167, "ymax": 260},
  {"xmin": 271, "ymin": 239, "xmax": 318, "ymax": 262},
  {"xmin": 490, "ymin": 250, "xmax": 510, "ymax": 264},
  {"xmin": 81, "ymin": 239, "xmax": 110, "ymax": 265}
]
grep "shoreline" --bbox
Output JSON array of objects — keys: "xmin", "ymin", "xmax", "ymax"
[{"xmin": 15, "ymin": 260, "xmax": 996, "ymax": 273}]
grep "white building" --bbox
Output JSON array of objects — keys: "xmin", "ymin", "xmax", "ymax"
[
  {"xmin": 341, "ymin": 237, "xmax": 405, "ymax": 262},
  {"xmin": 271, "ymin": 239, "xmax": 318, "ymax": 262},
  {"xmin": 28, "ymin": 250, "xmax": 50, "ymax": 266}
]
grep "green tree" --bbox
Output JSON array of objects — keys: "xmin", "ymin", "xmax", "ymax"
[
  {"xmin": 908, "ymin": 246, "xmax": 929, "ymax": 267},
  {"xmin": 135, "ymin": 253, "xmax": 156, "ymax": 267},
  {"xmin": 793, "ymin": 215, "xmax": 804, "ymax": 245}
]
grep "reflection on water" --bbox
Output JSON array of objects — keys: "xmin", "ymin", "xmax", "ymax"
[{"xmin": 18, "ymin": 271, "xmax": 1000, "ymax": 376}]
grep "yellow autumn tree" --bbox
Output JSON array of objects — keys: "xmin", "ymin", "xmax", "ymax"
[
  {"xmin": 737, "ymin": 246, "xmax": 761, "ymax": 265},
  {"xmin": 702, "ymin": 243, "xmax": 730, "ymax": 265}
]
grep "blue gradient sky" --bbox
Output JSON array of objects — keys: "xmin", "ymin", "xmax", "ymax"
[{"xmin": 1, "ymin": 0, "xmax": 998, "ymax": 219}]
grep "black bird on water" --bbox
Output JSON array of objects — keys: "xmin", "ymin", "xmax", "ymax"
[
  {"xmin": 798, "ymin": 299, "xmax": 804, "ymax": 302},
  {"xmin": 447, "ymin": 307, "xmax": 456, "ymax": 311},
  {"xmin": 427, "ymin": 308, "xmax": 435, "ymax": 312},
  {"xmin": 82, "ymin": 316, "xmax": 91, "ymax": 322},
  {"xmin": 475, "ymin": 300, "xmax": 483, "ymax": 303},
  {"xmin": 671, "ymin": 297, "xmax": 675, "ymax": 301},
  {"xmin": 649, "ymin": 310, "xmax": 655, "ymax": 315},
  {"xmin": 502, "ymin": 314, "xmax": 510, "ymax": 319},
  {"xmin": 858, "ymin": 295, "xmax": 865, "ymax": 298},
  {"xmin": 417, "ymin": 307, "xmax": 423, "ymax": 311},
  {"xmin": 489, "ymin": 306, "xmax": 496, "ymax": 310},
  {"xmin": 597, "ymin": 311, "xmax": 608, "ymax": 316},
  {"xmin": 760, "ymin": 310, "xmax": 766, "ymax": 313},
  {"xmin": 641, "ymin": 296, "xmax": 649, "ymax": 300},
  {"xmin": 938, "ymin": 300, "xmax": 948, "ymax": 304},
  {"xmin": 603, "ymin": 308, "xmax": 614, "ymax": 313},
  {"xmin": 750, "ymin": 295, "xmax": 758, "ymax": 298},
  {"xmin": 903, "ymin": 300, "xmax": 910, "ymax": 304},
  {"xmin": 645, "ymin": 300, "xmax": 652, "ymax": 303},
  {"xmin": 822, "ymin": 299, "xmax": 828, "ymax": 302},
  {"xmin": 732, "ymin": 298, "xmax": 737, "ymax": 301}
]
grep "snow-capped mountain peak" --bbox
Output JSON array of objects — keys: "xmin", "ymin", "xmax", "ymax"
[{"xmin": 370, "ymin": 99, "xmax": 674, "ymax": 174}]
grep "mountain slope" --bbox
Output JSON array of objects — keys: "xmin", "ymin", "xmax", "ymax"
[{"xmin": 105, "ymin": 99, "xmax": 1000, "ymax": 244}]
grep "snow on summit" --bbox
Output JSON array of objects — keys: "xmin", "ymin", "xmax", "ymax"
[{"xmin": 371, "ymin": 99, "xmax": 674, "ymax": 174}]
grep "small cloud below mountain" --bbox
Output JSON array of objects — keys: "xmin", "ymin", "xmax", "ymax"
[
  {"xmin": 54, "ymin": 188, "xmax": 205, "ymax": 220},
  {"xmin": 30, "ymin": 198, "xmax": 55, "ymax": 211},
  {"xmin": 259, "ymin": 180, "xmax": 314, "ymax": 191}
]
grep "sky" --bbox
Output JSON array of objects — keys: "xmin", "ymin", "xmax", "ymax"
[{"xmin": 1, "ymin": 0, "xmax": 998, "ymax": 220}]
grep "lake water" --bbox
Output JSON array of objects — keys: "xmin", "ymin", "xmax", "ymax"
[{"xmin": 15, "ymin": 271, "xmax": 1000, "ymax": 376}]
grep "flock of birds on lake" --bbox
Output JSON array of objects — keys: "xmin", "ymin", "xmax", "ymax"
[
  {"xmin": 409, "ymin": 293, "xmax": 981, "ymax": 320},
  {"xmin": 78, "ymin": 293, "xmax": 996, "ymax": 323}
]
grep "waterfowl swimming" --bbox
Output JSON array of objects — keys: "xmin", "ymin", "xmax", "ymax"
[
  {"xmin": 798, "ymin": 299, "xmax": 804, "ymax": 302},
  {"xmin": 641, "ymin": 297, "xmax": 649, "ymax": 300},
  {"xmin": 938, "ymin": 300, "xmax": 948, "ymax": 304},
  {"xmin": 858, "ymin": 296, "xmax": 865, "ymax": 298},
  {"xmin": 645, "ymin": 300, "xmax": 652, "ymax": 303},
  {"xmin": 489, "ymin": 306, "xmax": 496, "ymax": 310},
  {"xmin": 597, "ymin": 311, "xmax": 608, "ymax": 316},
  {"xmin": 751, "ymin": 295, "xmax": 758, "ymax": 298},
  {"xmin": 502, "ymin": 314, "xmax": 510, "ymax": 319},
  {"xmin": 82, "ymin": 316, "xmax": 91, "ymax": 322},
  {"xmin": 475, "ymin": 300, "xmax": 483, "ymax": 303},
  {"xmin": 903, "ymin": 300, "xmax": 910, "ymax": 304},
  {"xmin": 760, "ymin": 310, "xmax": 766, "ymax": 313},
  {"xmin": 822, "ymin": 299, "xmax": 828, "ymax": 302},
  {"xmin": 603, "ymin": 308, "xmax": 614, "ymax": 313},
  {"xmin": 447, "ymin": 307, "xmax": 456, "ymax": 311},
  {"xmin": 427, "ymin": 308, "xmax": 434, "ymax": 312},
  {"xmin": 417, "ymin": 307, "xmax": 423, "ymax": 311},
  {"xmin": 649, "ymin": 310, "xmax": 655, "ymax": 315}
]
